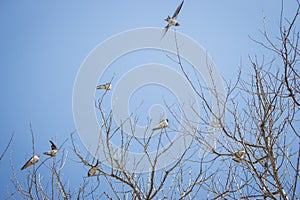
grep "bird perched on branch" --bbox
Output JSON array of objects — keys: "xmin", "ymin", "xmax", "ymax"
[
  {"xmin": 43, "ymin": 140, "xmax": 58, "ymax": 157},
  {"xmin": 96, "ymin": 83, "xmax": 112, "ymax": 90},
  {"xmin": 232, "ymin": 150, "xmax": 246, "ymax": 162},
  {"xmin": 152, "ymin": 119, "xmax": 169, "ymax": 131},
  {"xmin": 88, "ymin": 160, "xmax": 99, "ymax": 177},
  {"xmin": 21, "ymin": 154, "xmax": 40, "ymax": 170},
  {"xmin": 162, "ymin": 0, "xmax": 184, "ymax": 38}
]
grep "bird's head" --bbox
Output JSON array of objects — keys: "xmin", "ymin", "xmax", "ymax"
[
  {"xmin": 175, "ymin": 22, "xmax": 180, "ymax": 26},
  {"xmin": 164, "ymin": 16, "xmax": 171, "ymax": 22}
]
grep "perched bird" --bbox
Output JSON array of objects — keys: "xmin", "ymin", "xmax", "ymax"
[
  {"xmin": 21, "ymin": 154, "xmax": 40, "ymax": 170},
  {"xmin": 43, "ymin": 140, "xmax": 58, "ymax": 157},
  {"xmin": 88, "ymin": 160, "xmax": 99, "ymax": 177},
  {"xmin": 162, "ymin": 0, "xmax": 184, "ymax": 38},
  {"xmin": 232, "ymin": 150, "xmax": 246, "ymax": 163},
  {"xmin": 152, "ymin": 119, "xmax": 169, "ymax": 131},
  {"xmin": 96, "ymin": 83, "xmax": 111, "ymax": 90}
]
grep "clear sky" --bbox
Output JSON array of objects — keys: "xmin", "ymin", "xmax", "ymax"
[{"xmin": 0, "ymin": 0, "xmax": 298, "ymax": 198}]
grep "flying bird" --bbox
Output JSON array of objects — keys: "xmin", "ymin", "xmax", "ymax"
[
  {"xmin": 152, "ymin": 119, "xmax": 169, "ymax": 131},
  {"xmin": 88, "ymin": 160, "xmax": 99, "ymax": 177},
  {"xmin": 21, "ymin": 154, "xmax": 40, "ymax": 170},
  {"xmin": 96, "ymin": 83, "xmax": 112, "ymax": 90},
  {"xmin": 162, "ymin": 0, "xmax": 184, "ymax": 38},
  {"xmin": 232, "ymin": 150, "xmax": 246, "ymax": 163},
  {"xmin": 43, "ymin": 140, "xmax": 58, "ymax": 157}
]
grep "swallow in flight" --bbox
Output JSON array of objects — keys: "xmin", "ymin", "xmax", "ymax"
[{"xmin": 162, "ymin": 0, "xmax": 184, "ymax": 38}]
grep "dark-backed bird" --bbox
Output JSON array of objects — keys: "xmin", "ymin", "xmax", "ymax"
[
  {"xmin": 96, "ymin": 83, "xmax": 111, "ymax": 90},
  {"xmin": 43, "ymin": 140, "xmax": 58, "ymax": 157},
  {"xmin": 152, "ymin": 119, "xmax": 169, "ymax": 131},
  {"xmin": 21, "ymin": 154, "xmax": 40, "ymax": 170},
  {"xmin": 162, "ymin": 0, "xmax": 184, "ymax": 38}
]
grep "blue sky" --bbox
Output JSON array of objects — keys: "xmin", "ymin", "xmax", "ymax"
[{"xmin": 0, "ymin": 0, "xmax": 298, "ymax": 198}]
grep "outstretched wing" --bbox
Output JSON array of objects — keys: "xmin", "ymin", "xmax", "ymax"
[
  {"xmin": 161, "ymin": 24, "xmax": 171, "ymax": 39},
  {"xmin": 50, "ymin": 140, "xmax": 57, "ymax": 150},
  {"xmin": 172, "ymin": 0, "xmax": 184, "ymax": 19}
]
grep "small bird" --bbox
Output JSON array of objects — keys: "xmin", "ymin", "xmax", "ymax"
[
  {"xmin": 232, "ymin": 150, "xmax": 246, "ymax": 163},
  {"xmin": 96, "ymin": 83, "xmax": 112, "ymax": 90},
  {"xmin": 88, "ymin": 160, "xmax": 99, "ymax": 177},
  {"xmin": 152, "ymin": 119, "xmax": 169, "ymax": 131},
  {"xmin": 21, "ymin": 154, "xmax": 40, "ymax": 170},
  {"xmin": 162, "ymin": 0, "xmax": 184, "ymax": 38},
  {"xmin": 43, "ymin": 140, "xmax": 58, "ymax": 157}
]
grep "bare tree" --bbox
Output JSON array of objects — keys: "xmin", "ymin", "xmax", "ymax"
[
  {"xmin": 178, "ymin": 1, "xmax": 300, "ymax": 199},
  {"xmin": 70, "ymin": 90, "xmax": 209, "ymax": 199},
  {"xmin": 5, "ymin": 1, "xmax": 299, "ymax": 199},
  {"xmin": 10, "ymin": 126, "xmax": 70, "ymax": 200}
]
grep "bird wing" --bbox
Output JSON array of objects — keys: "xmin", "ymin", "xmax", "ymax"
[
  {"xmin": 50, "ymin": 140, "xmax": 57, "ymax": 150},
  {"xmin": 43, "ymin": 151, "xmax": 51, "ymax": 156},
  {"xmin": 158, "ymin": 122, "xmax": 164, "ymax": 128},
  {"xmin": 161, "ymin": 24, "xmax": 171, "ymax": 39},
  {"xmin": 21, "ymin": 158, "xmax": 31, "ymax": 170},
  {"xmin": 96, "ymin": 84, "xmax": 104, "ymax": 89},
  {"xmin": 21, "ymin": 157, "xmax": 33, "ymax": 170},
  {"xmin": 153, "ymin": 121, "xmax": 164, "ymax": 130},
  {"xmin": 172, "ymin": 0, "xmax": 184, "ymax": 19},
  {"xmin": 233, "ymin": 157, "xmax": 242, "ymax": 163}
]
